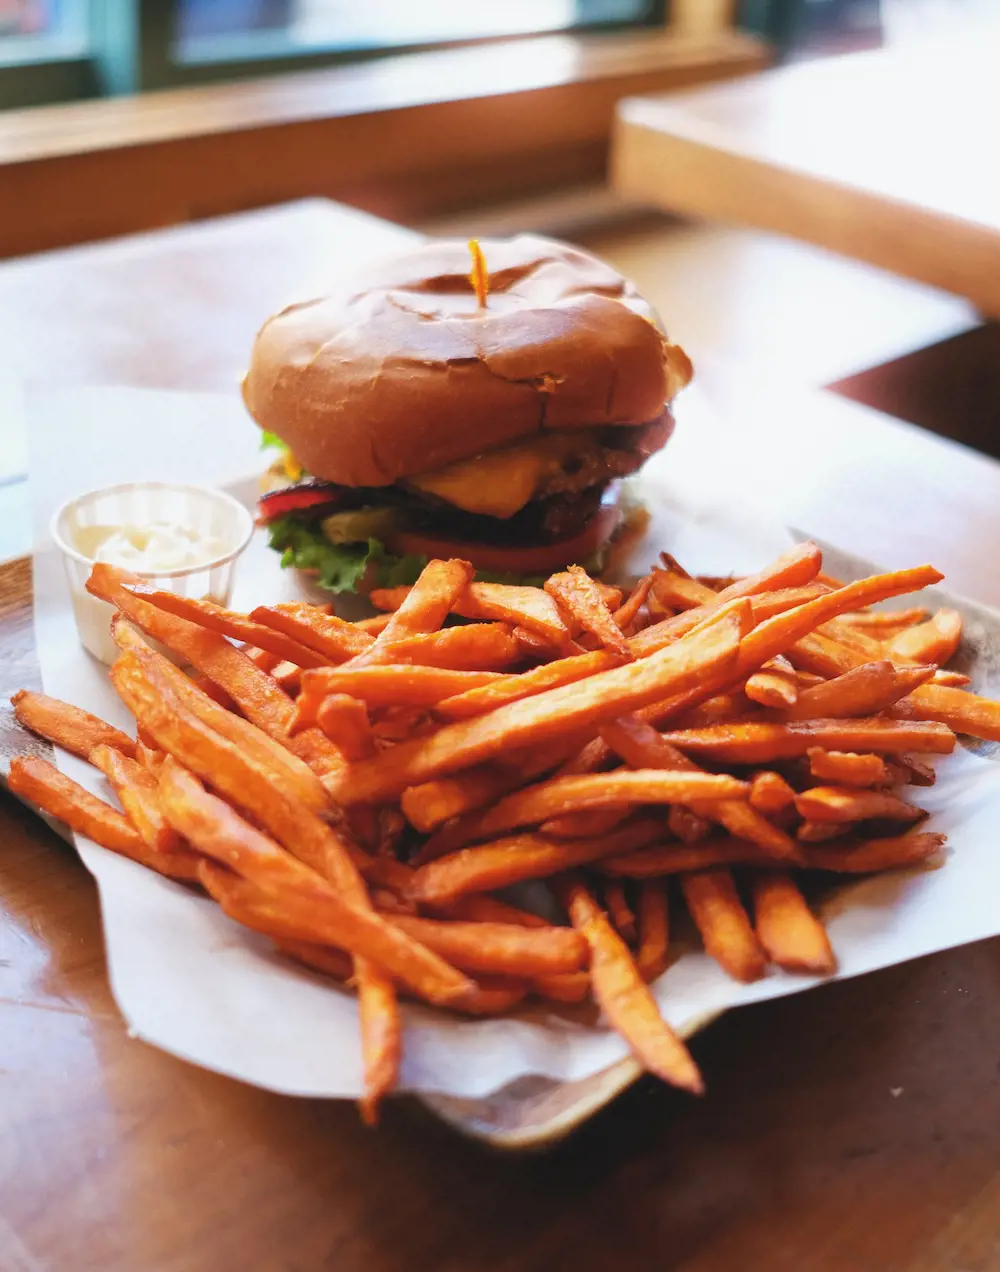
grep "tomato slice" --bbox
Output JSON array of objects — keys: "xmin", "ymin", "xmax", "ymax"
[{"xmin": 385, "ymin": 507, "xmax": 623, "ymax": 576}]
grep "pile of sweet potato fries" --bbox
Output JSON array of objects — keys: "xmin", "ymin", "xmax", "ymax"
[{"xmin": 10, "ymin": 542, "xmax": 1000, "ymax": 1119}]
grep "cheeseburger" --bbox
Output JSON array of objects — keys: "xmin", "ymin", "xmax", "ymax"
[{"xmin": 243, "ymin": 234, "xmax": 692, "ymax": 593}]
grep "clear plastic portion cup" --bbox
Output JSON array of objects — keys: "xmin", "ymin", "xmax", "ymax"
[{"xmin": 51, "ymin": 482, "xmax": 255, "ymax": 666}]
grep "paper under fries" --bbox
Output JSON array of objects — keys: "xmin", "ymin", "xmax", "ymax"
[{"xmin": 20, "ymin": 441, "xmax": 1000, "ymax": 1124}]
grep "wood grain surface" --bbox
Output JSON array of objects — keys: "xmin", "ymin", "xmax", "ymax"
[
  {"xmin": 4, "ymin": 198, "xmax": 1000, "ymax": 1270},
  {"xmin": 612, "ymin": 34, "xmax": 1000, "ymax": 314}
]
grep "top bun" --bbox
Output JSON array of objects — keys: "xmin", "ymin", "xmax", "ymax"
[{"xmin": 242, "ymin": 234, "xmax": 692, "ymax": 488}]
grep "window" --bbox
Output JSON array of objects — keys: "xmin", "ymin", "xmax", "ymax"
[{"xmin": 0, "ymin": 0, "xmax": 662, "ymax": 105}]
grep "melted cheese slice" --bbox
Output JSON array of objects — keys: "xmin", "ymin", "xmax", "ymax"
[{"xmin": 409, "ymin": 432, "xmax": 603, "ymax": 519}]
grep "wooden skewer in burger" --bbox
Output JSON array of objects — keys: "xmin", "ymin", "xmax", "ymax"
[{"xmin": 244, "ymin": 234, "xmax": 693, "ymax": 594}]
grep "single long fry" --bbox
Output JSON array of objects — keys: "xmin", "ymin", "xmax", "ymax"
[
  {"xmin": 369, "ymin": 624, "xmax": 521, "ymax": 671},
  {"xmin": 372, "ymin": 580, "xmax": 571, "ymax": 645},
  {"xmin": 357, "ymin": 559, "xmax": 473, "ymax": 662},
  {"xmin": 841, "ymin": 607, "xmax": 929, "ymax": 631},
  {"xmin": 440, "ymin": 769, "xmax": 748, "ymax": 848},
  {"xmin": 785, "ymin": 661, "xmax": 934, "ymax": 721},
  {"xmin": 545, "ymin": 566, "xmax": 631, "ymax": 660},
  {"xmin": 251, "ymin": 602, "xmax": 374, "ymax": 661},
  {"xmin": 603, "ymin": 879, "xmax": 637, "ymax": 944},
  {"xmin": 659, "ymin": 718, "xmax": 955, "ymax": 763},
  {"xmin": 612, "ymin": 575, "xmax": 653, "ymax": 631},
  {"xmin": 8, "ymin": 754, "xmax": 200, "ymax": 880},
  {"xmin": 794, "ymin": 786, "xmax": 925, "ymax": 824},
  {"xmin": 886, "ymin": 609, "xmax": 962, "ymax": 667},
  {"xmin": 90, "ymin": 743, "xmax": 184, "ymax": 856},
  {"xmin": 559, "ymin": 875, "xmax": 703, "ymax": 1094},
  {"xmin": 434, "ymin": 648, "xmax": 611, "ymax": 720},
  {"xmin": 601, "ymin": 715, "xmax": 801, "ymax": 861},
  {"xmin": 680, "ymin": 869, "xmax": 766, "ymax": 983},
  {"xmin": 750, "ymin": 872, "xmax": 836, "ymax": 975},
  {"xmin": 296, "ymin": 666, "xmax": 507, "ymax": 726},
  {"xmin": 893, "ymin": 683, "xmax": 1000, "ymax": 743},
  {"xmin": 635, "ymin": 879, "xmax": 671, "ymax": 981},
  {"xmin": 326, "ymin": 609, "xmax": 744, "ymax": 804},
  {"xmin": 157, "ymin": 761, "xmax": 471, "ymax": 1009},
  {"xmin": 808, "ymin": 748, "xmax": 890, "ymax": 787},
  {"xmin": 389, "ymin": 915, "xmax": 586, "ymax": 977},
  {"xmin": 88, "ymin": 565, "xmax": 339, "ymax": 774},
  {"xmin": 120, "ymin": 583, "xmax": 330, "ymax": 668},
  {"xmin": 314, "ymin": 695, "xmax": 375, "ymax": 761},
  {"xmin": 408, "ymin": 819, "xmax": 666, "ymax": 904},
  {"xmin": 602, "ymin": 831, "xmax": 945, "ymax": 877},
  {"xmin": 12, "ymin": 690, "xmax": 136, "ymax": 761}
]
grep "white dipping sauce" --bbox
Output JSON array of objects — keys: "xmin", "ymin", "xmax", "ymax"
[{"xmin": 74, "ymin": 521, "xmax": 228, "ymax": 572}]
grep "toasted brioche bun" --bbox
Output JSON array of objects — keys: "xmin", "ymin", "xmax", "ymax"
[{"xmin": 242, "ymin": 234, "xmax": 692, "ymax": 489}]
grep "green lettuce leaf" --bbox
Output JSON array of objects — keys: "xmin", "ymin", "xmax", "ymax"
[
  {"xmin": 259, "ymin": 431, "xmax": 288, "ymax": 453},
  {"xmin": 266, "ymin": 516, "xmax": 428, "ymax": 594}
]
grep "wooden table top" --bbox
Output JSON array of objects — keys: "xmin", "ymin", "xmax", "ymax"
[
  {"xmin": 4, "ymin": 198, "xmax": 1000, "ymax": 1271},
  {"xmin": 612, "ymin": 32, "xmax": 1000, "ymax": 315}
]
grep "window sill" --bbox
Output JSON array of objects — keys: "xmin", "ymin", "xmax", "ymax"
[{"xmin": 1, "ymin": 27, "xmax": 769, "ymax": 256}]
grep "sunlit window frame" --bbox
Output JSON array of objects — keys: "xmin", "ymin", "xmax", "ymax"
[{"xmin": 0, "ymin": 0, "xmax": 666, "ymax": 108}]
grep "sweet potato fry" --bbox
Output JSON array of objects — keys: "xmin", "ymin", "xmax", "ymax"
[
  {"xmin": 635, "ymin": 880, "xmax": 671, "ymax": 982},
  {"xmin": 119, "ymin": 584, "xmax": 330, "ymax": 668},
  {"xmin": 658, "ymin": 718, "xmax": 956, "ymax": 763},
  {"xmin": 433, "ymin": 648, "xmax": 612, "ymax": 720},
  {"xmin": 744, "ymin": 655, "xmax": 799, "ymax": 709},
  {"xmin": 750, "ymin": 872, "xmax": 836, "ymax": 975},
  {"xmin": 437, "ymin": 894, "xmax": 551, "ymax": 928},
  {"xmin": 408, "ymin": 819, "xmax": 666, "ymax": 904},
  {"xmin": 356, "ymin": 559, "xmax": 474, "ymax": 662},
  {"xmin": 8, "ymin": 754, "xmax": 200, "ymax": 880},
  {"xmin": 559, "ymin": 875, "xmax": 703, "ymax": 1093},
  {"xmin": 794, "ymin": 786, "xmax": 925, "ymax": 824},
  {"xmin": 796, "ymin": 820, "xmax": 845, "ymax": 843},
  {"xmin": 89, "ymin": 743, "xmax": 184, "ymax": 856},
  {"xmin": 314, "ymin": 695, "xmax": 375, "ymax": 761},
  {"xmin": 651, "ymin": 541, "xmax": 823, "ymax": 618},
  {"xmin": 158, "ymin": 763, "xmax": 472, "ymax": 1008},
  {"xmin": 272, "ymin": 936, "xmax": 354, "ymax": 982},
  {"xmin": 250, "ymin": 603, "xmax": 374, "ymax": 662},
  {"xmin": 680, "ymin": 869, "xmax": 767, "ymax": 983},
  {"xmin": 841, "ymin": 606, "xmax": 929, "ymax": 632},
  {"xmin": 112, "ymin": 623, "xmax": 330, "ymax": 814},
  {"xmin": 386, "ymin": 915, "xmax": 586, "ymax": 977},
  {"xmin": 785, "ymin": 661, "xmax": 935, "ymax": 721},
  {"xmin": 601, "ymin": 716, "xmax": 801, "ymax": 861},
  {"xmin": 808, "ymin": 749, "xmax": 889, "ymax": 787},
  {"xmin": 603, "ymin": 879, "xmax": 637, "ymax": 944},
  {"xmin": 241, "ymin": 645, "xmax": 283, "ymax": 673},
  {"xmin": 443, "ymin": 769, "xmax": 747, "ymax": 847},
  {"xmin": 892, "ymin": 683, "xmax": 1000, "ymax": 742},
  {"xmin": 369, "ymin": 624, "xmax": 521, "ymax": 671},
  {"xmin": 545, "ymin": 566, "xmax": 632, "ymax": 660},
  {"xmin": 541, "ymin": 808, "xmax": 630, "ymax": 838},
  {"xmin": 296, "ymin": 666, "xmax": 507, "ymax": 725},
  {"xmin": 886, "ymin": 608, "xmax": 962, "ymax": 667},
  {"xmin": 353, "ymin": 613, "xmax": 394, "ymax": 635},
  {"xmin": 602, "ymin": 831, "xmax": 944, "ymax": 876},
  {"xmin": 612, "ymin": 575, "xmax": 653, "ymax": 631},
  {"xmin": 533, "ymin": 972, "xmax": 591, "ymax": 1003},
  {"xmin": 804, "ymin": 831, "xmax": 945, "ymax": 872},
  {"xmin": 326, "ymin": 610, "xmax": 744, "ymax": 804},
  {"xmin": 887, "ymin": 754, "xmax": 937, "ymax": 786},
  {"xmin": 12, "ymin": 690, "xmax": 136, "ymax": 761},
  {"xmin": 89, "ymin": 566, "xmax": 339, "ymax": 774},
  {"xmin": 372, "ymin": 580, "xmax": 572, "ymax": 646},
  {"xmin": 929, "ymin": 670, "xmax": 970, "ymax": 687},
  {"xmin": 748, "ymin": 771, "xmax": 796, "ymax": 814}
]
